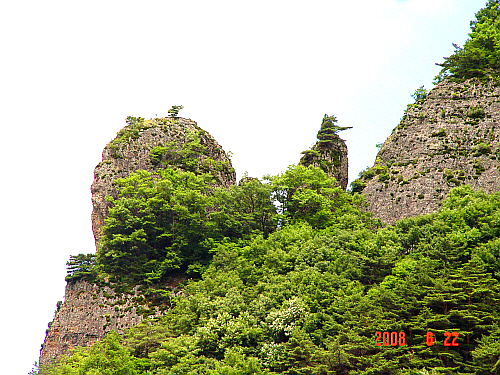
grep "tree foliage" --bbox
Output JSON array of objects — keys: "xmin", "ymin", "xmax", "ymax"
[
  {"xmin": 268, "ymin": 164, "xmax": 371, "ymax": 229},
  {"xmin": 95, "ymin": 166, "xmax": 280, "ymax": 284},
  {"xmin": 315, "ymin": 114, "xmax": 352, "ymax": 144},
  {"xmin": 437, "ymin": 0, "xmax": 500, "ymax": 81},
  {"xmin": 49, "ymin": 181, "xmax": 500, "ymax": 374},
  {"xmin": 65, "ymin": 253, "xmax": 96, "ymax": 282},
  {"xmin": 167, "ymin": 105, "xmax": 184, "ymax": 118}
]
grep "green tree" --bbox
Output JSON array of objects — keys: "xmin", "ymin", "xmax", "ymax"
[
  {"xmin": 45, "ymin": 331, "xmax": 138, "ymax": 375},
  {"xmin": 97, "ymin": 169, "xmax": 279, "ymax": 284},
  {"xmin": 97, "ymin": 168, "xmax": 220, "ymax": 283},
  {"xmin": 65, "ymin": 253, "xmax": 96, "ymax": 282},
  {"xmin": 167, "ymin": 105, "xmax": 184, "ymax": 117},
  {"xmin": 411, "ymin": 85, "xmax": 429, "ymax": 102},
  {"xmin": 47, "ymin": 163, "xmax": 500, "ymax": 374},
  {"xmin": 212, "ymin": 176, "xmax": 278, "ymax": 239},
  {"xmin": 316, "ymin": 114, "xmax": 352, "ymax": 143},
  {"xmin": 471, "ymin": 324, "xmax": 500, "ymax": 374},
  {"xmin": 268, "ymin": 165, "xmax": 369, "ymax": 229},
  {"xmin": 437, "ymin": 0, "xmax": 500, "ymax": 80}
]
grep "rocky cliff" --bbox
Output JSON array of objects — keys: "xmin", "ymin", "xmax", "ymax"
[
  {"xmin": 39, "ymin": 279, "xmax": 166, "ymax": 366},
  {"xmin": 359, "ymin": 78, "xmax": 500, "ymax": 224},
  {"xmin": 40, "ymin": 115, "xmax": 236, "ymax": 366},
  {"xmin": 299, "ymin": 114, "xmax": 349, "ymax": 190},
  {"xmin": 91, "ymin": 116, "xmax": 236, "ymax": 243}
]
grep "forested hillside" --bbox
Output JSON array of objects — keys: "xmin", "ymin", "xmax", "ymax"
[
  {"xmin": 38, "ymin": 161, "xmax": 500, "ymax": 374},
  {"xmin": 35, "ymin": 1, "xmax": 500, "ymax": 374}
]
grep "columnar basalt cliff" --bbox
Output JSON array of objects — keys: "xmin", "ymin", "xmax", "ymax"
[
  {"xmin": 299, "ymin": 115, "xmax": 349, "ymax": 190},
  {"xmin": 40, "ymin": 116, "xmax": 236, "ymax": 366},
  {"xmin": 91, "ymin": 116, "xmax": 236, "ymax": 243},
  {"xmin": 359, "ymin": 78, "xmax": 500, "ymax": 224}
]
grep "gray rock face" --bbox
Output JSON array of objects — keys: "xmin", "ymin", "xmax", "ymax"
[
  {"xmin": 91, "ymin": 116, "xmax": 236, "ymax": 244},
  {"xmin": 361, "ymin": 78, "xmax": 500, "ymax": 224},
  {"xmin": 299, "ymin": 136, "xmax": 349, "ymax": 191},
  {"xmin": 39, "ymin": 279, "xmax": 166, "ymax": 366}
]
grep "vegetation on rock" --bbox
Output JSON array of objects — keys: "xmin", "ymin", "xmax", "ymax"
[
  {"xmin": 437, "ymin": 0, "xmax": 500, "ymax": 81},
  {"xmin": 65, "ymin": 254, "xmax": 96, "ymax": 282},
  {"xmin": 299, "ymin": 114, "xmax": 350, "ymax": 191},
  {"xmin": 167, "ymin": 105, "xmax": 184, "ymax": 118}
]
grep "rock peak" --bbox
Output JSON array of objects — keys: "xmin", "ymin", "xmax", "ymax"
[
  {"xmin": 358, "ymin": 78, "xmax": 500, "ymax": 224},
  {"xmin": 299, "ymin": 114, "xmax": 349, "ymax": 190},
  {"xmin": 91, "ymin": 116, "xmax": 236, "ymax": 243}
]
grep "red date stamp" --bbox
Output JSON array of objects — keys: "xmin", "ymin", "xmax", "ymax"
[
  {"xmin": 374, "ymin": 331, "xmax": 406, "ymax": 346},
  {"xmin": 374, "ymin": 331, "xmax": 459, "ymax": 347},
  {"xmin": 426, "ymin": 331, "xmax": 459, "ymax": 346}
]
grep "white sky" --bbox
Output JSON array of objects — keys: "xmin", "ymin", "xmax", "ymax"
[{"xmin": 0, "ymin": 0, "xmax": 486, "ymax": 373}]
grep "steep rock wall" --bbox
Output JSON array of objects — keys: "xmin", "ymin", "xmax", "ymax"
[
  {"xmin": 360, "ymin": 78, "xmax": 500, "ymax": 224},
  {"xmin": 299, "ymin": 135, "xmax": 348, "ymax": 190},
  {"xmin": 39, "ymin": 279, "xmax": 166, "ymax": 366}
]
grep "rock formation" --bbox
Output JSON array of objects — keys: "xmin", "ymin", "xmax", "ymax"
[
  {"xmin": 40, "ymin": 115, "xmax": 236, "ymax": 366},
  {"xmin": 91, "ymin": 116, "xmax": 236, "ymax": 244},
  {"xmin": 39, "ymin": 279, "xmax": 166, "ymax": 366},
  {"xmin": 359, "ymin": 78, "xmax": 500, "ymax": 224},
  {"xmin": 299, "ymin": 114, "xmax": 349, "ymax": 190}
]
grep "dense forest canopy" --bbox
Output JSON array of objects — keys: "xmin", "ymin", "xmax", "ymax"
[{"xmin": 41, "ymin": 159, "xmax": 500, "ymax": 374}]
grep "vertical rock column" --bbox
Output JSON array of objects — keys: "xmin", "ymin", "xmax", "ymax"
[{"xmin": 299, "ymin": 114, "xmax": 349, "ymax": 190}]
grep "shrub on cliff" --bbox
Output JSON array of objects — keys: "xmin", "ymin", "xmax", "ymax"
[{"xmin": 316, "ymin": 114, "xmax": 352, "ymax": 143}]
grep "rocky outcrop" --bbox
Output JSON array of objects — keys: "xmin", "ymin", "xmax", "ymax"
[
  {"xmin": 40, "ymin": 116, "xmax": 235, "ymax": 366},
  {"xmin": 299, "ymin": 115, "xmax": 349, "ymax": 190},
  {"xmin": 91, "ymin": 116, "xmax": 236, "ymax": 244},
  {"xmin": 39, "ymin": 279, "xmax": 168, "ymax": 366},
  {"xmin": 360, "ymin": 78, "xmax": 500, "ymax": 224}
]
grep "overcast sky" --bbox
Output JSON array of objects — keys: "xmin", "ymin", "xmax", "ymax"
[{"xmin": 0, "ymin": 0, "xmax": 487, "ymax": 373}]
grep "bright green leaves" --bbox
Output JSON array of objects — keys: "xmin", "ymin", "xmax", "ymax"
[
  {"xmin": 268, "ymin": 165, "xmax": 369, "ymax": 229},
  {"xmin": 52, "ymin": 183, "xmax": 500, "ymax": 374},
  {"xmin": 97, "ymin": 169, "xmax": 220, "ymax": 283},
  {"xmin": 96, "ymin": 165, "xmax": 360, "ymax": 283},
  {"xmin": 212, "ymin": 176, "xmax": 278, "ymax": 239},
  {"xmin": 472, "ymin": 325, "xmax": 500, "ymax": 374},
  {"xmin": 438, "ymin": 0, "xmax": 500, "ymax": 80},
  {"xmin": 45, "ymin": 331, "xmax": 138, "ymax": 375},
  {"xmin": 55, "ymin": 154, "xmax": 500, "ymax": 374}
]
